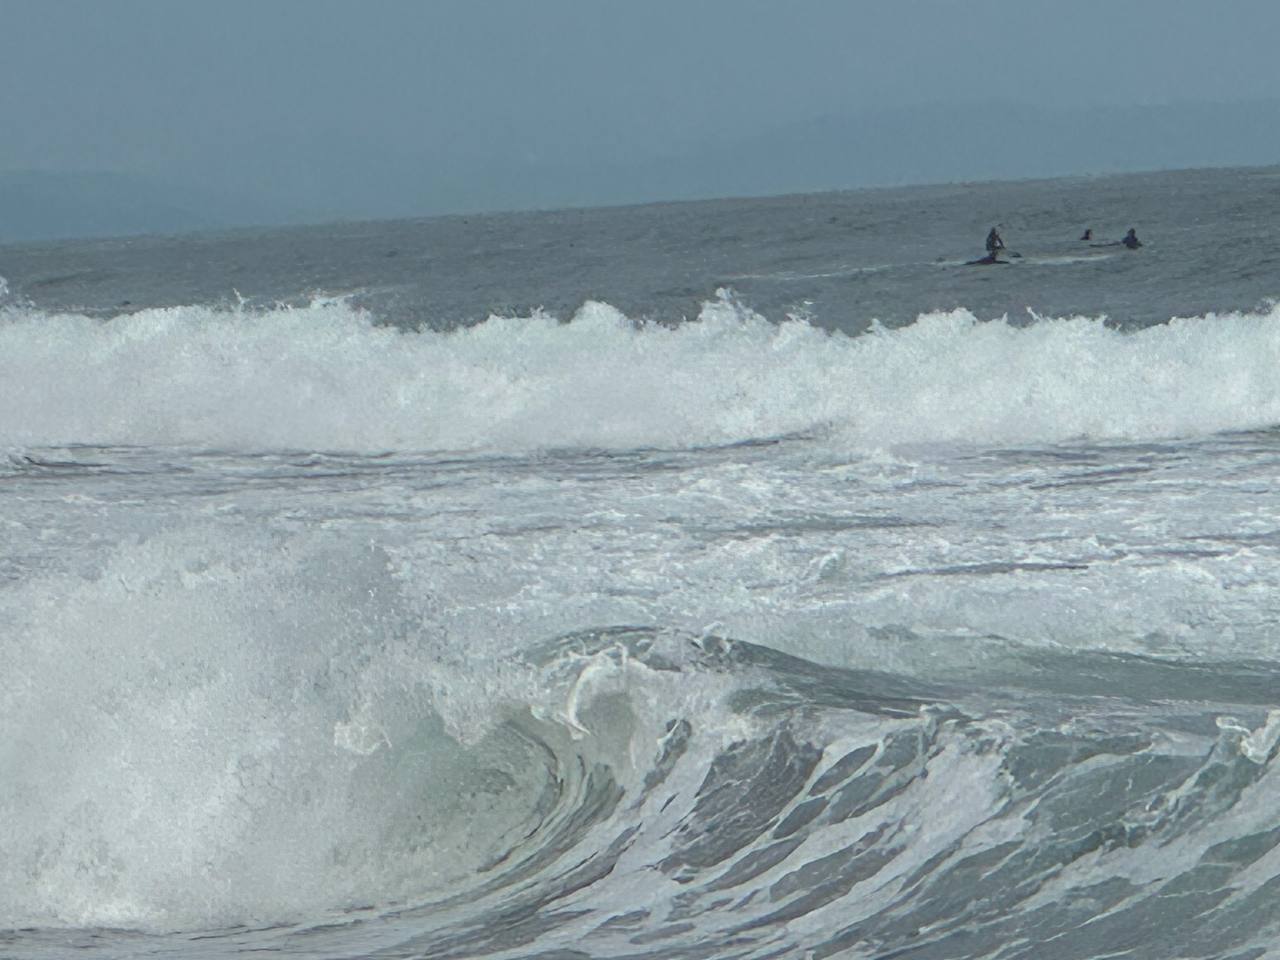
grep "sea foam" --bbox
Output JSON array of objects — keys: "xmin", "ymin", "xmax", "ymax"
[{"xmin": 3, "ymin": 295, "xmax": 1280, "ymax": 453}]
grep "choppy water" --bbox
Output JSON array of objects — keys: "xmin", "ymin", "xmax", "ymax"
[{"xmin": 3, "ymin": 166, "xmax": 1280, "ymax": 960}]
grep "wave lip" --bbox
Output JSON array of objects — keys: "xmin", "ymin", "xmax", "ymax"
[{"xmin": 3, "ymin": 296, "xmax": 1280, "ymax": 454}]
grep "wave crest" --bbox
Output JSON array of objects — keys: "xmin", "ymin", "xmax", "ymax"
[{"xmin": 3, "ymin": 295, "xmax": 1280, "ymax": 452}]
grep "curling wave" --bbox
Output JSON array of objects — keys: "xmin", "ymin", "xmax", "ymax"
[{"xmin": 6, "ymin": 529, "xmax": 1280, "ymax": 960}]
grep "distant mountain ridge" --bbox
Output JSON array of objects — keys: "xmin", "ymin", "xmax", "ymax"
[
  {"xmin": 0, "ymin": 171, "xmax": 217, "ymax": 243},
  {"xmin": 0, "ymin": 171, "xmax": 305, "ymax": 244},
  {"xmin": 663, "ymin": 100, "xmax": 1280, "ymax": 198},
  {"xmin": 2, "ymin": 100, "xmax": 1278, "ymax": 242},
  {"xmin": 527, "ymin": 100, "xmax": 1280, "ymax": 208}
]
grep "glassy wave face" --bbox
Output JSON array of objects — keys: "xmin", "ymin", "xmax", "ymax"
[{"xmin": 4, "ymin": 168, "xmax": 1280, "ymax": 959}]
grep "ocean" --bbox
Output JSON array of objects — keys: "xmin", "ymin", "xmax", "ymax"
[{"xmin": 3, "ymin": 165, "xmax": 1280, "ymax": 960}]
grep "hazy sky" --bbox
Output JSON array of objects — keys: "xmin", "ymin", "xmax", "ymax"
[{"xmin": 2, "ymin": 0, "xmax": 1278, "ymax": 221}]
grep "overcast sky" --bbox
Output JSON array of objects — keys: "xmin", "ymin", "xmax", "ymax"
[{"xmin": 2, "ymin": 0, "xmax": 1278, "ymax": 222}]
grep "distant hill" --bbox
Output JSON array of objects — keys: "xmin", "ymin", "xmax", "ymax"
[
  {"xmin": 0, "ymin": 171, "xmax": 220, "ymax": 242},
  {"xmin": 0, "ymin": 171, "xmax": 308, "ymax": 244},
  {"xmin": 283, "ymin": 100, "xmax": 1280, "ymax": 217},
  {"xmin": 3, "ymin": 100, "xmax": 1278, "ymax": 241},
  {"xmin": 521, "ymin": 100, "xmax": 1280, "ymax": 207}
]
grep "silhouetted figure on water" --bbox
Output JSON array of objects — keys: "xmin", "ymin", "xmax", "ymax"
[{"xmin": 1122, "ymin": 228, "xmax": 1142, "ymax": 249}]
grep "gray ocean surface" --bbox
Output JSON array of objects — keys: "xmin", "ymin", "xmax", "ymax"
[
  {"xmin": 8, "ymin": 165, "xmax": 1278, "ymax": 332},
  {"xmin": 3, "ymin": 166, "xmax": 1280, "ymax": 960}
]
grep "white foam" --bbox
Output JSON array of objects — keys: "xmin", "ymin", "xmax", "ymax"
[
  {"xmin": 3, "ymin": 295, "xmax": 1280, "ymax": 454},
  {"xmin": 0, "ymin": 526, "xmax": 562, "ymax": 930},
  {"xmin": 0, "ymin": 521, "xmax": 761, "ymax": 932}
]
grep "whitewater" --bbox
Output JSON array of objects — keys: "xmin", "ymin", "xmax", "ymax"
[{"xmin": 3, "ymin": 166, "xmax": 1280, "ymax": 960}]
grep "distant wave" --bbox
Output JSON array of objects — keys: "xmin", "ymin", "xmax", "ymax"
[{"xmin": 4, "ymin": 294, "xmax": 1280, "ymax": 453}]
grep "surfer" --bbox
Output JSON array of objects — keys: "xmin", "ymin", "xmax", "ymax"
[
  {"xmin": 1122, "ymin": 228, "xmax": 1142, "ymax": 249},
  {"xmin": 964, "ymin": 226, "xmax": 1011, "ymax": 265},
  {"xmin": 1080, "ymin": 228, "xmax": 1092, "ymax": 240}
]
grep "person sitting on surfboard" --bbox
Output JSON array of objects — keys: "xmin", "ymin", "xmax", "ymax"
[
  {"xmin": 1080, "ymin": 228, "xmax": 1092, "ymax": 240},
  {"xmin": 1122, "ymin": 228, "xmax": 1142, "ymax": 249},
  {"xmin": 985, "ymin": 227, "xmax": 1005, "ymax": 256}
]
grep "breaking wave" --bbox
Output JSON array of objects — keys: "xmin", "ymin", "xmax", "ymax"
[
  {"xmin": 5, "ymin": 529, "xmax": 1279, "ymax": 957},
  {"xmin": 4, "ymin": 295, "xmax": 1280, "ymax": 453}
]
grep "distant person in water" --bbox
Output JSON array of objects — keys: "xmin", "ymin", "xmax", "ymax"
[
  {"xmin": 1122, "ymin": 228, "xmax": 1142, "ymax": 249},
  {"xmin": 1080, "ymin": 228, "xmax": 1092, "ymax": 240},
  {"xmin": 985, "ymin": 227, "xmax": 1005, "ymax": 257}
]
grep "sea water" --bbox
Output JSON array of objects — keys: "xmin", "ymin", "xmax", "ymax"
[{"xmin": 3, "ymin": 166, "xmax": 1280, "ymax": 959}]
